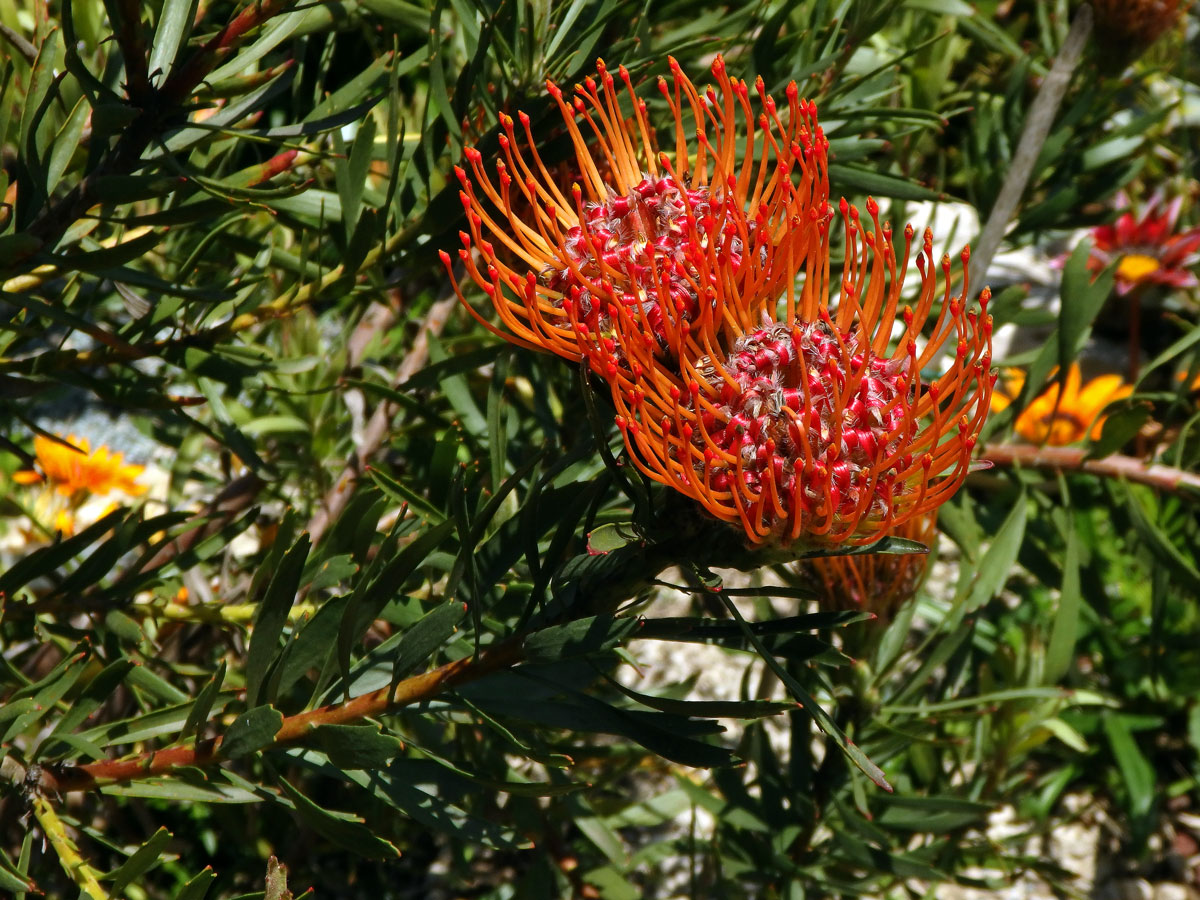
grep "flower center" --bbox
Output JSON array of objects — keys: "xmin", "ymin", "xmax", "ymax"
[
  {"xmin": 545, "ymin": 175, "xmax": 745, "ymax": 343},
  {"xmin": 688, "ymin": 321, "xmax": 916, "ymax": 529},
  {"xmin": 1116, "ymin": 253, "xmax": 1161, "ymax": 284}
]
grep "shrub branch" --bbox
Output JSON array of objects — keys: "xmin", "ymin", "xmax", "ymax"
[{"xmin": 982, "ymin": 442, "xmax": 1200, "ymax": 495}]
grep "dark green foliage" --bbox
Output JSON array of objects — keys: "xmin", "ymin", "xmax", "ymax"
[{"xmin": 1, "ymin": 0, "xmax": 1199, "ymax": 898}]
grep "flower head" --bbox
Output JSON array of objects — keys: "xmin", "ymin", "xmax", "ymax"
[
  {"xmin": 992, "ymin": 364, "xmax": 1133, "ymax": 446},
  {"xmin": 444, "ymin": 57, "xmax": 993, "ymax": 546},
  {"xmin": 1089, "ymin": 194, "xmax": 1200, "ymax": 296},
  {"xmin": 14, "ymin": 434, "xmax": 147, "ymax": 499},
  {"xmin": 1091, "ymin": 0, "xmax": 1190, "ymax": 67},
  {"xmin": 807, "ymin": 512, "xmax": 937, "ymax": 616}
]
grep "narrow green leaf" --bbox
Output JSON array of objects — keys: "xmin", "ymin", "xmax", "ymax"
[
  {"xmin": 221, "ymin": 705, "xmax": 283, "ymax": 758},
  {"xmin": 330, "ymin": 598, "xmax": 468, "ymax": 700},
  {"xmin": 247, "ymin": 534, "xmax": 311, "ymax": 705},
  {"xmin": 275, "ymin": 777, "xmax": 400, "ymax": 858},
  {"xmin": 338, "ymin": 520, "xmax": 456, "ymax": 691},
  {"xmin": 177, "ymin": 867, "xmax": 215, "ymax": 900},
  {"xmin": 1045, "ymin": 510, "xmax": 1081, "ymax": 683},
  {"xmin": 38, "ymin": 660, "xmax": 136, "ymax": 760},
  {"xmin": 308, "ymin": 724, "xmax": 403, "ymax": 770},
  {"xmin": 0, "ymin": 508, "xmax": 128, "ymax": 596},
  {"xmin": 1103, "ymin": 712, "xmax": 1156, "ymax": 819},
  {"xmin": 148, "ymin": 0, "xmax": 200, "ymax": 83},
  {"xmin": 106, "ymin": 827, "xmax": 172, "ymax": 892},
  {"xmin": 182, "ymin": 663, "xmax": 227, "ymax": 742},
  {"xmin": 523, "ymin": 615, "xmax": 642, "ymax": 662},
  {"xmin": 829, "ymin": 164, "xmax": 942, "ymax": 201},
  {"xmin": 1058, "ymin": 239, "xmax": 1113, "ymax": 380},
  {"xmin": 716, "ymin": 592, "xmax": 891, "ymax": 790},
  {"xmin": 966, "ymin": 492, "xmax": 1027, "ymax": 612}
]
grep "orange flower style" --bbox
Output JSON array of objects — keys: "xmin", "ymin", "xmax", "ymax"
[
  {"xmin": 443, "ymin": 57, "xmax": 993, "ymax": 546},
  {"xmin": 13, "ymin": 434, "xmax": 147, "ymax": 499},
  {"xmin": 992, "ymin": 365, "xmax": 1133, "ymax": 446},
  {"xmin": 808, "ymin": 511, "xmax": 938, "ymax": 617}
]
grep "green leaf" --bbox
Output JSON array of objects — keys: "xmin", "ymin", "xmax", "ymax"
[
  {"xmin": 463, "ymin": 674, "xmax": 731, "ymax": 768},
  {"xmin": 332, "ymin": 598, "xmax": 468, "ymax": 699},
  {"xmin": 1045, "ymin": 510, "xmax": 1081, "ymax": 683},
  {"xmin": 148, "ymin": 0, "xmax": 200, "ymax": 83},
  {"xmin": 272, "ymin": 597, "xmax": 348, "ymax": 701},
  {"xmin": 275, "ymin": 776, "xmax": 400, "ymax": 858},
  {"xmin": 1103, "ymin": 712, "xmax": 1156, "ymax": 819},
  {"xmin": 177, "ymin": 867, "xmax": 216, "ymax": 900},
  {"xmin": 338, "ymin": 520, "xmax": 456, "ymax": 690},
  {"xmin": 221, "ymin": 705, "xmax": 284, "ymax": 759},
  {"xmin": 715, "ymin": 592, "xmax": 891, "ymax": 790},
  {"xmin": 247, "ymin": 534, "xmax": 311, "ymax": 705},
  {"xmin": 1086, "ymin": 402, "xmax": 1152, "ymax": 460},
  {"xmin": 523, "ymin": 615, "xmax": 643, "ymax": 662},
  {"xmin": 829, "ymin": 164, "xmax": 942, "ymax": 201},
  {"xmin": 966, "ymin": 492, "xmax": 1027, "ymax": 612},
  {"xmin": 0, "ymin": 509, "xmax": 128, "ymax": 597},
  {"xmin": 308, "ymin": 724, "xmax": 403, "ymax": 770},
  {"xmin": 182, "ymin": 662, "xmax": 227, "ymax": 742},
  {"xmin": 350, "ymin": 765, "xmax": 530, "ymax": 849},
  {"xmin": 586, "ymin": 522, "xmax": 643, "ymax": 555},
  {"xmin": 39, "ymin": 660, "xmax": 137, "ymax": 759},
  {"xmin": 105, "ymin": 827, "xmax": 172, "ymax": 892},
  {"xmin": 1124, "ymin": 484, "xmax": 1200, "ymax": 596},
  {"xmin": 875, "ymin": 795, "xmax": 992, "ymax": 831},
  {"xmin": 1058, "ymin": 239, "xmax": 1113, "ymax": 382},
  {"xmin": 0, "ymin": 846, "xmax": 34, "ymax": 893},
  {"xmin": 609, "ymin": 678, "xmax": 793, "ymax": 720}
]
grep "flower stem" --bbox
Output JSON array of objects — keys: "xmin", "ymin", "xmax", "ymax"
[{"xmin": 972, "ymin": 4, "xmax": 1094, "ymax": 284}]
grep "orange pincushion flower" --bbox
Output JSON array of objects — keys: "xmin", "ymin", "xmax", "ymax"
[
  {"xmin": 13, "ymin": 434, "xmax": 147, "ymax": 498},
  {"xmin": 443, "ymin": 57, "xmax": 993, "ymax": 546},
  {"xmin": 808, "ymin": 511, "xmax": 938, "ymax": 616},
  {"xmin": 1091, "ymin": 0, "xmax": 1191, "ymax": 65}
]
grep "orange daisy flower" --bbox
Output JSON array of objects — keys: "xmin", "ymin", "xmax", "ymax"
[
  {"xmin": 13, "ymin": 434, "xmax": 147, "ymax": 499},
  {"xmin": 992, "ymin": 365, "xmax": 1133, "ymax": 446},
  {"xmin": 443, "ymin": 57, "xmax": 993, "ymax": 546}
]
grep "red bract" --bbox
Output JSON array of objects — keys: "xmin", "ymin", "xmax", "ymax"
[
  {"xmin": 442, "ymin": 57, "xmax": 994, "ymax": 546},
  {"xmin": 1090, "ymin": 194, "xmax": 1200, "ymax": 296}
]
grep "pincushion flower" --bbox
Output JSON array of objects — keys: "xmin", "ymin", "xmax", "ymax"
[
  {"xmin": 992, "ymin": 364, "xmax": 1132, "ymax": 445},
  {"xmin": 808, "ymin": 512, "xmax": 937, "ymax": 616},
  {"xmin": 1092, "ymin": 0, "xmax": 1191, "ymax": 66},
  {"xmin": 1088, "ymin": 194, "xmax": 1200, "ymax": 296},
  {"xmin": 443, "ymin": 57, "xmax": 993, "ymax": 546}
]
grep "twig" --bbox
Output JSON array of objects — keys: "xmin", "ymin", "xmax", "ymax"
[
  {"xmin": 37, "ymin": 635, "xmax": 524, "ymax": 794},
  {"xmin": 31, "ymin": 794, "xmax": 109, "ymax": 899},
  {"xmin": 0, "ymin": 21, "xmax": 37, "ymax": 65},
  {"xmin": 136, "ymin": 472, "xmax": 266, "ymax": 574},
  {"xmin": 305, "ymin": 293, "xmax": 458, "ymax": 544},
  {"xmin": 112, "ymin": 0, "xmax": 152, "ymax": 104},
  {"xmin": 971, "ymin": 4, "xmax": 1094, "ymax": 284},
  {"xmin": 982, "ymin": 442, "xmax": 1200, "ymax": 495}
]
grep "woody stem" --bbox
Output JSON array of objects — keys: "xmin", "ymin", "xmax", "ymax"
[{"xmin": 981, "ymin": 442, "xmax": 1200, "ymax": 496}]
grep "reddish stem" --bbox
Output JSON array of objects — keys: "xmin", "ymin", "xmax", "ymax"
[
  {"xmin": 982, "ymin": 442, "xmax": 1200, "ymax": 495},
  {"xmin": 40, "ymin": 637, "xmax": 523, "ymax": 794}
]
